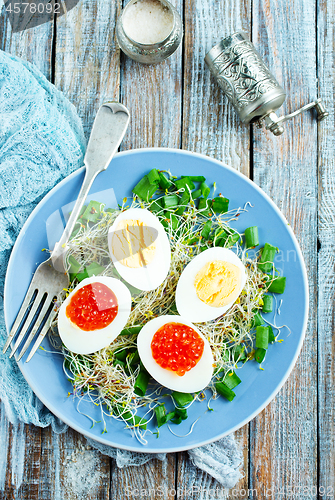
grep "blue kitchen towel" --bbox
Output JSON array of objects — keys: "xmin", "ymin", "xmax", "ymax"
[
  {"xmin": 0, "ymin": 49, "xmax": 86, "ymax": 431},
  {"xmin": 0, "ymin": 51, "xmax": 242, "ymax": 489}
]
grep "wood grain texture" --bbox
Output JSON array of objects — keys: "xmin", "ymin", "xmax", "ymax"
[
  {"xmin": 317, "ymin": 0, "xmax": 335, "ymax": 496},
  {"xmin": 38, "ymin": 427, "xmax": 110, "ymax": 500},
  {"xmin": 119, "ymin": 0, "xmax": 183, "ymax": 151},
  {"xmin": 0, "ymin": 9, "xmax": 53, "ymax": 79},
  {"xmin": 178, "ymin": 2, "xmax": 251, "ymax": 497},
  {"xmin": 110, "ymin": 453, "xmax": 176, "ymax": 500},
  {"xmin": 250, "ymin": 0, "xmax": 319, "ymax": 497},
  {"xmin": 182, "ymin": 0, "xmax": 251, "ymax": 174},
  {"xmin": 177, "ymin": 428, "xmax": 248, "ymax": 500},
  {"xmin": 55, "ymin": 0, "xmax": 121, "ymax": 138},
  {"xmin": 0, "ymin": 16, "xmax": 52, "ymax": 500}
]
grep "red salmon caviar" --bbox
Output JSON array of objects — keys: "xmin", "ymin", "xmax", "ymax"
[
  {"xmin": 66, "ymin": 282, "xmax": 118, "ymax": 331},
  {"xmin": 151, "ymin": 322, "xmax": 204, "ymax": 376}
]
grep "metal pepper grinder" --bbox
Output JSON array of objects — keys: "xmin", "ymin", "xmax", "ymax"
[{"xmin": 205, "ymin": 32, "xmax": 328, "ymax": 135}]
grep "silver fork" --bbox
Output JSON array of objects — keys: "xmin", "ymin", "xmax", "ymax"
[{"xmin": 3, "ymin": 102, "xmax": 130, "ymax": 363}]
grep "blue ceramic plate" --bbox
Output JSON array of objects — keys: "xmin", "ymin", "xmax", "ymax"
[{"xmin": 4, "ymin": 149, "xmax": 308, "ymax": 453}]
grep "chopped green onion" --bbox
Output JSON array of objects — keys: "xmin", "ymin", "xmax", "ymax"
[
  {"xmin": 255, "ymin": 348, "xmax": 266, "ymax": 364},
  {"xmin": 268, "ymin": 325, "xmax": 276, "ymax": 343},
  {"xmin": 172, "ymin": 408, "xmax": 188, "ymax": 422},
  {"xmin": 268, "ymin": 276, "xmax": 286, "ymax": 294},
  {"xmin": 122, "ymin": 411, "xmax": 147, "ymax": 429},
  {"xmin": 171, "ymin": 391, "xmax": 193, "ymax": 407},
  {"xmin": 198, "ymin": 197, "xmax": 212, "ymax": 215},
  {"xmin": 256, "ymin": 325, "xmax": 269, "ymax": 349},
  {"xmin": 81, "ymin": 200, "xmax": 105, "ymax": 223},
  {"xmin": 176, "ymin": 190, "xmax": 190, "ymax": 215},
  {"xmin": 158, "ymin": 172, "xmax": 172, "ymax": 190},
  {"xmin": 163, "ymin": 194, "xmax": 179, "ymax": 209},
  {"xmin": 258, "ymin": 243, "xmax": 277, "ymax": 273},
  {"xmin": 252, "ymin": 311, "xmax": 264, "ymax": 327},
  {"xmin": 222, "ymin": 370, "xmax": 241, "ymax": 390},
  {"xmin": 191, "ymin": 188, "xmax": 202, "ymax": 200},
  {"xmin": 245, "ymin": 226, "xmax": 259, "ymax": 248},
  {"xmin": 133, "ymin": 175, "xmax": 158, "ymax": 201},
  {"xmin": 68, "ymin": 255, "xmax": 81, "ymax": 275},
  {"xmin": 113, "ymin": 358, "xmax": 126, "ymax": 369},
  {"xmin": 215, "ymin": 382, "xmax": 236, "ymax": 401},
  {"xmin": 233, "ymin": 344, "xmax": 247, "ymax": 362},
  {"xmin": 174, "ymin": 176, "xmax": 195, "ymax": 191},
  {"xmin": 75, "ymin": 262, "xmax": 105, "ymax": 282},
  {"xmin": 128, "ymin": 350, "xmax": 140, "ymax": 366},
  {"xmin": 154, "ymin": 405, "xmax": 167, "ymax": 427},
  {"xmin": 147, "ymin": 169, "xmax": 160, "ymax": 185},
  {"xmin": 200, "ymin": 181, "xmax": 210, "ymax": 199},
  {"xmin": 214, "ymin": 227, "xmax": 227, "ymax": 247},
  {"xmin": 120, "ymin": 325, "xmax": 142, "ymax": 336},
  {"xmin": 262, "ymin": 294, "xmax": 273, "ymax": 313},
  {"xmin": 201, "ymin": 220, "xmax": 212, "ymax": 239},
  {"xmin": 226, "ymin": 231, "xmax": 240, "ymax": 247},
  {"xmin": 168, "ymin": 213, "xmax": 179, "ymax": 230},
  {"xmin": 114, "ymin": 349, "xmax": 128, "ymax": 361},
  {"xmin": 134, "ymin": 369, "xmax": 150, "ymax": 397},
  {"xmin": 182, "ymin": 175, "xmax": 206, "ymax": 182},
  {"xmin": 149, "ymin": 198, "xmax": 163, "ymax": 214},
  {"xmin": 212, "ymin": 197, "xmax": 229, "ymax": 213}
]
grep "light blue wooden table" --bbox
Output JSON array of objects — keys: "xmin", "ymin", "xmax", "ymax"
[{"xmin": 0, "ymin": 0, "xmax": 334, "ymax": 498}]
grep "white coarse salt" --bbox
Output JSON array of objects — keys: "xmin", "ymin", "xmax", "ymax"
[{"xmin": 123, "ymin": 0, "xmax": 174, "ymax": 45}]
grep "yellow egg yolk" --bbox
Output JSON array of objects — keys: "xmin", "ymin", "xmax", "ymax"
[
  {"xmin": 194, "ymin": 260, "xmax": 241, "ymax": 307},
  {"xmin": 111, "ymin": 219, "xmax": 156, "ymax": 268}
]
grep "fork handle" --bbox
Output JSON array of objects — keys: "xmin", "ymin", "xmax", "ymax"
[
  {"xmin": 51, "ymin": 169, "xmax": 99, "ymax": 272},
  {"xmin": 51, "ymin": 102, "xmax": 130, "ymax": 273}
]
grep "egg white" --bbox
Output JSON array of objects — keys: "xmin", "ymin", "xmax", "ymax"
[
  {"xmin": 176, "ymin": 247, "xmax": 247, "ymax": 323},
  {"xmin": 108, "ymin": 208, "xmax": 171, "ymax": 291},
  {"xmin": 58, "ymin": 276, "xmax": 131, "ymax": 355},
  {"xmin": 137, "ymin": 315, "xmax": 214, "ymax": 393}
]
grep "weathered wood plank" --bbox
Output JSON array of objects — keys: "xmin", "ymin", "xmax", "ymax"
[
  {"xmin": 51, "ymin": 1, "xmax": 123, "ymax": 498},
  {"xmin": 119, "ymin": 0, "xmax": 183, "ymax": 151},
  {"xmin": 177, "ymin": 427, "xmax": 248, "ymax": 500},
  {"xmin": 0, "ymin": 403, "xmax": 42, "ymax": 500},
  {"xmin": 177, "ymin": 0, "xmax": 251, "ymax": 496},
  {"xmin": 0, "ymin": 9, "xmax": 53, "ymax": 79},
  {"xmin": 38, "ymin": 426, "xmax": 110, "ymax": 500},
  {"xmin": 55, "ymin": 0, "xmax": 121, "ymax": 138},
  {"xmin": 0, "ymin": 15, "xmax": 53, "ymax": 500},
  {"xmin": 110, "ymin": 0, "xmax": 183, "ymax": 495},
  {"xmin": 110, "ymin": 454, "xmax": 176, "ymax": 500},
  {"xmin": 182, "ymin": 0, "xmax": 251, "ymax": 173},
  {"xmin": 250, "ymin": 0, "xmax": 318, "ymax": 497},
  {"xmin": 317, "ymin": 0, "xmax": 335, "ymax": 496}
]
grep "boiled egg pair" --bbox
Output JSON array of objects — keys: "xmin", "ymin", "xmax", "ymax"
[{"xmin": 137, "ymin": 248, "xmax": 246, "ymax": 392}]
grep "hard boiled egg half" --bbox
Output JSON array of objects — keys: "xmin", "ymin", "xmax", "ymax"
[
  {"xmin": 58, "ymin": 276, "xmax": 131, "ymax": 354},
  {"xmin": 108, "ymin": 208, "xmax": 171, "ymax": 291},
  {"xmin": 137, "ymin": 315, "xmax": 214, "ymax": 392},
  {"xmin": 176, "ymin": 247, "xmax": 247, "ymax": 323}
]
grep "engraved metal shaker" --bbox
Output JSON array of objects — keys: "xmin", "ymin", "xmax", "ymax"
[{"xmin": 205, "ymin": 32, "xmax": 328, "ymax": 135}]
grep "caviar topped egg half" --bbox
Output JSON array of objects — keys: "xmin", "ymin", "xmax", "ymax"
[
  {"xmin": 58, "ymin": 276, "xmax": 131, "ymax": 354},
  {"xmin": 137, "ymin": 315, "xmax": 214, "ymax": 392}
]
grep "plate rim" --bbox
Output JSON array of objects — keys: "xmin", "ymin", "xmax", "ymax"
[{"xmin": 4, "ymin": 147, "xmax": 309, "ymax": 453}]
